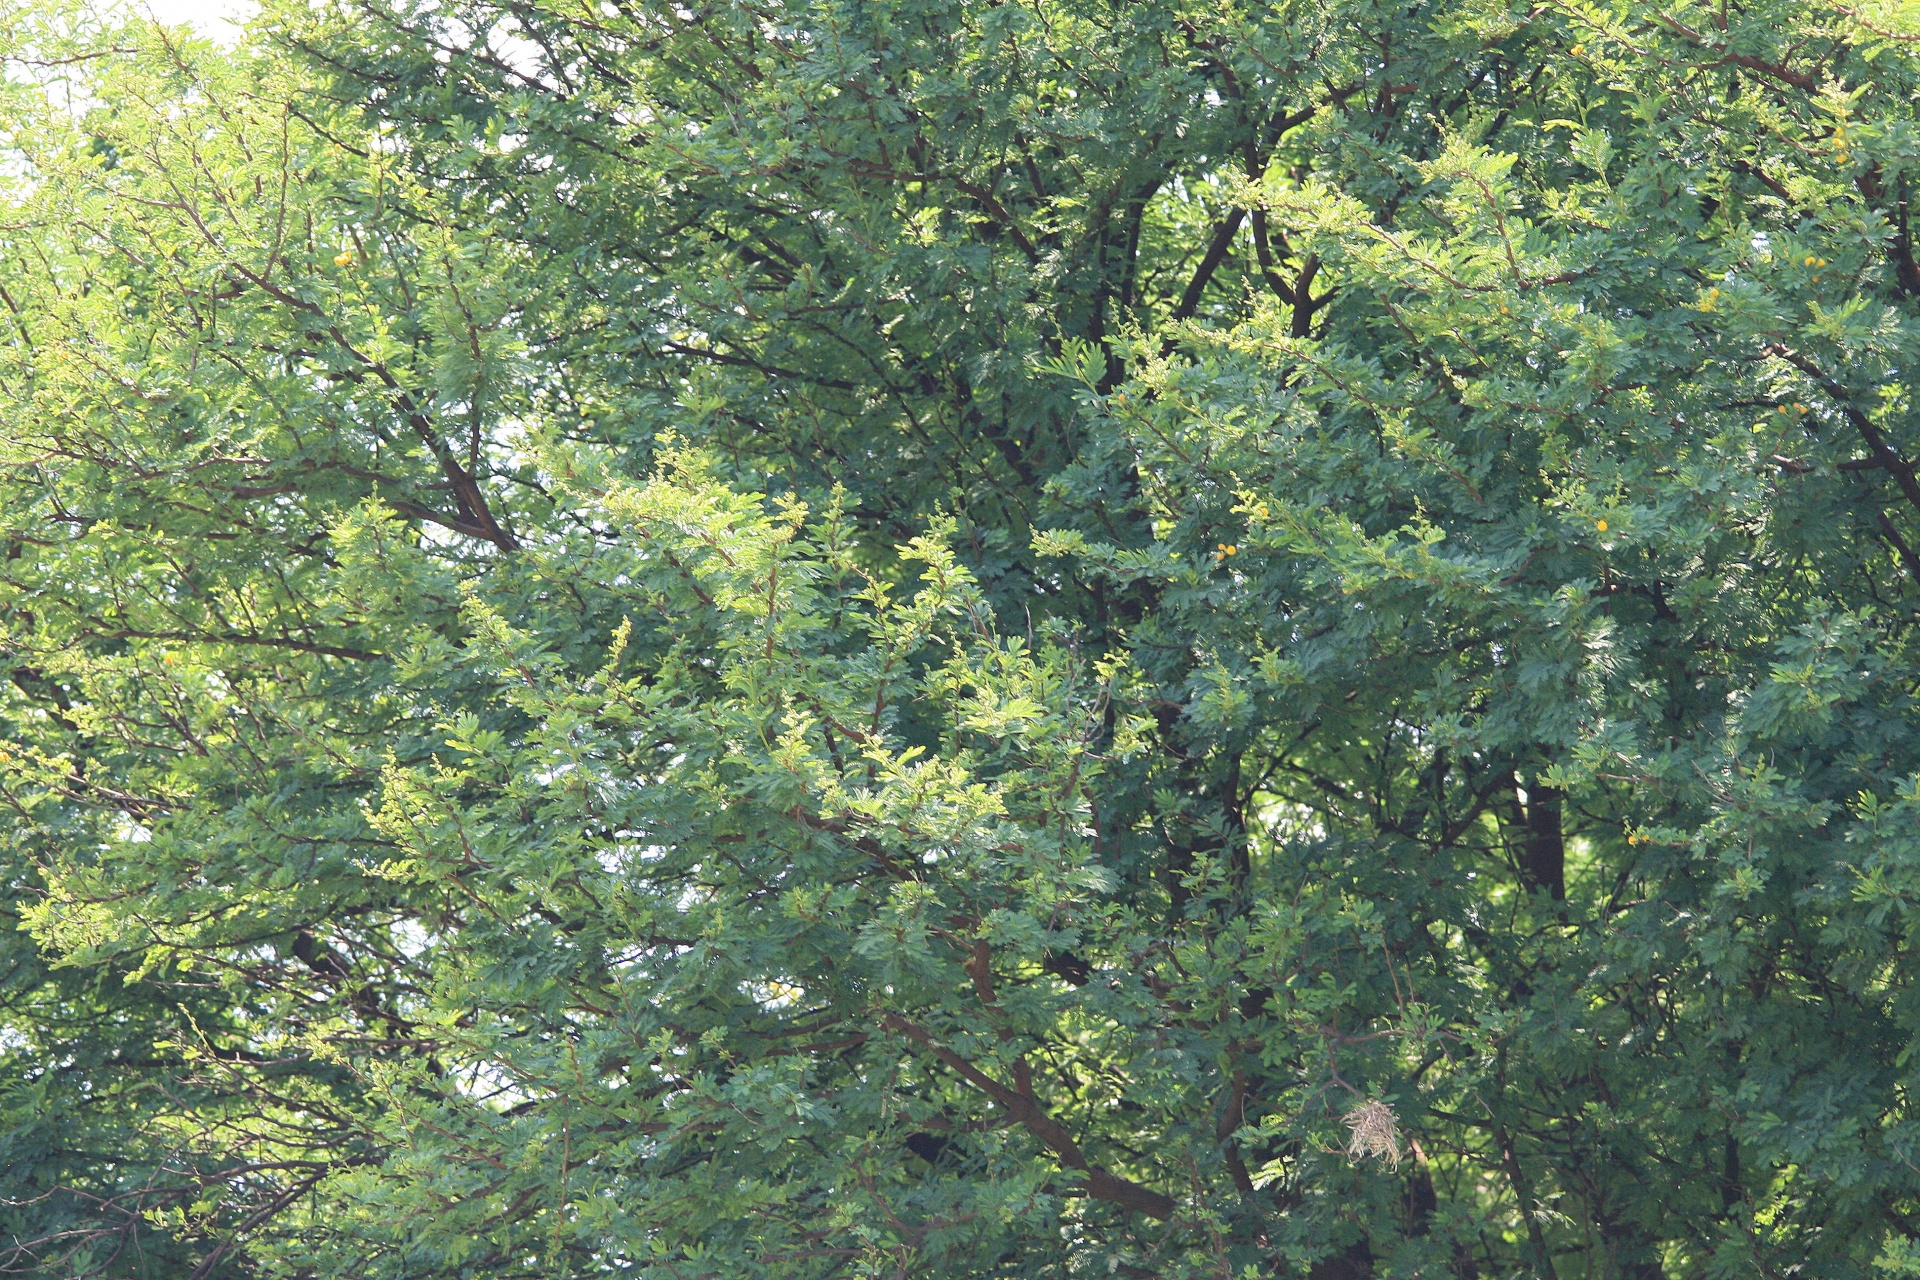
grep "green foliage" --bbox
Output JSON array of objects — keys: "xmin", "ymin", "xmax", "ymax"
[{"xmin": 5, "ymin": 0, "xmax": 1920, "ymax": 1275}]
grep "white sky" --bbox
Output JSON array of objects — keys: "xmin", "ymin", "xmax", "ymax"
[{"xmin": 134, "ymin": 0, "xmax": 256, "ymax": 40}]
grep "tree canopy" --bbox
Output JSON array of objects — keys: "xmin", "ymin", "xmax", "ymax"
[{"xmin": 6, "ymin": 0, "xmax": 1920, "ymax": 1276}]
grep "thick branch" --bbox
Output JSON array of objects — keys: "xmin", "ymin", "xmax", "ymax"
[
  {"xmin": 881, "ymin": 1014, "xmax": 1175, "ymax": 1219},
  {"xmin": 1170, "ymin": 207, "xmax": 1247, "ymax": 321},
  {"xmin": 1292, "ymin": 255, "xmax": 1323, "ymax": 338},
  {"xmin": 224, "ymin": 266, "xmax": 518, "ymax": 551},
  {"xmin": 1657, "ymin": 16, "xmax": 1814, "ymax": 89},
  {"xmin": 1875, "ymin": 507, "xmax": 1920, "ymax": 584},
  {"xmin": 384, "ymin": 496, "xmax": 520, "ymax": 548},
  {"xmin": 1768, "ymin": 345, "xmax": 1920, "ymax": 519},
  {"xmin": 91, "ymin": 628, "xmax": 383, "ymax": 662}
]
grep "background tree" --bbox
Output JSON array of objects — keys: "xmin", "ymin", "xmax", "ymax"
[{"xmin": 5, "ymin": 0, "xmax": 1920, "ymax": 1276}]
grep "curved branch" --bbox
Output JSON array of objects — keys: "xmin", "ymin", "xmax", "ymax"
[{"xmin": 1170, "ymin": 207, "xmax": 1247, "ymax": 321}]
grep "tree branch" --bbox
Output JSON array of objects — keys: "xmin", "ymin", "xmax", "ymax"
[
  {"xmin": 1170, "ymin": 207, "xmax": 1247, "ymax": 321},
  {"xmin": 223, "ymin": 267, "xmax": 519, "ymax": 552},
  {"xmin": 881, "ymin": 1014, "xmax": 1176, "ymax": 1219},
  {"xmin": 1767, "ymin": 344, "xmax": 1920, "ymax": 519}
]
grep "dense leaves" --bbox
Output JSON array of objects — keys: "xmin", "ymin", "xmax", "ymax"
[{"xmin": 6, "ymin": 0, "xmax": 1920, "ymax": 1276}]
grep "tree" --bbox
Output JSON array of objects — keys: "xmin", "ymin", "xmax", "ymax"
[{"xmin": 4, "ymin": 0, "xmax": 1920, "ymax": 1275}]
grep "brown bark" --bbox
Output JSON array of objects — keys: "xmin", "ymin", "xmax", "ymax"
[{"xmin": 1521, "ymin": 783, "xmax": 1565, "ymax": 904}]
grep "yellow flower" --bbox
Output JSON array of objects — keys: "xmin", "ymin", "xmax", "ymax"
[
  {"xmin": 1596, "ymin": 519, "xmax": 1609, "ymax": 533},
  {"xmin": 1778, "ymin": 404, "xmax": 1791, "ymax": 414},
  {"xmin": 1795, "ymin": 403, "xmax": 1807, "ymax": 414},
  {"xmin": 1225, "ymin": 544, "xmax": 1238, "ymax": 556},
  {"xmin": 1804, "ymin": 255, "xmax": 1818, "ymax": 267},
  {"xmin": 334, "ymin": 250, "xmax": 354, "ymax": 267},
  {"xmin": 1570, "ymin": 43, "xmax": 1584, "ymax": 55}
]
